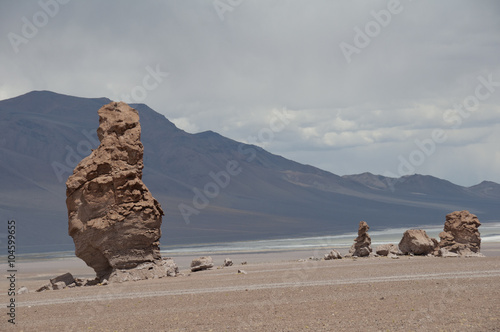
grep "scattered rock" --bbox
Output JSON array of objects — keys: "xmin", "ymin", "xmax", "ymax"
[
  {"xmin": 399, "ymin": 229, "xmax": 437, "ymax": 255},
  {"xmin": 223, "ymin": 258, "xmax": 233, "ymax": 267},
  {"xmin": 36, "ymin": 283, "xmax": 52, "ymax": 293},
  {"xmin": 66, "ymin": 102, "xmax": 165, "ymax": 281},
  {"xmin": 324, "ymin": 249, "xmax": 342, "ymax": 260},
  {"xmin": 438, "ymin": 248, "xmax": 459, "ymax": 258},
  {"xmin": 375, "ymin": 244, "xmax": 401, "ymax": 256},
  {"xmin": 191, "ymin": 256, "xmax": 214, "ymax": 272},
  {"xmin": 238, "ymin": 270, "xmax": 247, "ymax": 274},
  {"xmin": 17, "ymin": 286, "xmax": 29, "ymax": 295},
  {"xmin": 241, "ymin": 261, "xmax": 247, "ymax": 265},
  {"xmin": 52, "ymin": 281, "xmax": 67, "ymax": 290},
  {"xmin": 109, "ymin": 258, "xmax": 179, "ymax": 282},
  {"xmin": 50, "ymin": 272, "xmax": 75, "ymax": 288},
  {"xmin": 439, "ymin": 210, "xmax": 482, "ymax": 255},
  {"xmin": 348, "ymin": 221, "xmax": 372, "ymax": 257}
]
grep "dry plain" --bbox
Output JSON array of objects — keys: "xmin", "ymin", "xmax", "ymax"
[{"xmin": 2, "ymin": 244, "xmax": 500, "ymax": 332}]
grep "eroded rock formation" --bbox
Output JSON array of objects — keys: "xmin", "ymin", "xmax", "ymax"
[
  {"xmin": 439, "ymin": 210, "xmax": 482, "ymax": 255},
  {"xmin": 66, "ymin": 102, "xmax": 166, "ymax": 281},
  {"xmin": 398, "ymin": 229, "xmax": 437, "ymax": 255},
  {"xmin": 347, "ymin": 221, "xmax": 372, "ymax": 257}
]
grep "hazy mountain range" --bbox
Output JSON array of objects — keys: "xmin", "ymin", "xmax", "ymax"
[{"xmin": 1, "ymin": 91, "xmax": 499, "ymax": 253}]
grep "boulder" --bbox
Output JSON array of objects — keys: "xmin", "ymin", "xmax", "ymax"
[
  {"xmin": 50, "ymin": 273, "xmax": 75, "ymax": 288},
  {"xmin": 399, "ymin": 229, "xmax": 437, "ymax": 255},
  {"xmin": 324, "ymin": 249, "xmax": 342, "ymax": 260},
  {"xmin": 66, "ymin": 102, "xmax": 165, "ymax": 281},
  {"xmin": 191, "ymin": 256, "xmax": 214, "ymax": 272},
  {"xmin": 439, "ymin": 210, "xmax": 482, "ymax": 255},
  {"xmin": 223, "ymin": 258, "xmax": 233, "ymax": 267},
  {"xmin": 348, "ymin": 221, "xmax": 372, "ymax": 257},
  {"xmin": 375, "ymin": 244, "xmax": 400, "ymax": 256}
]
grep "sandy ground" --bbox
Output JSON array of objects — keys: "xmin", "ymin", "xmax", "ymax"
[{"xmin": 2, "ymin": 244, "xmax": 500, "ymax": 331}]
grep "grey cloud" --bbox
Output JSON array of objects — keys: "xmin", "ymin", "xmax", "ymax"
[{"xmin": 1, "ymin": 0, "xmax": 499, "ymax": 186}]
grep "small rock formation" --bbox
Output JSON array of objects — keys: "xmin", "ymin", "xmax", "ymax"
[
  {"xmin": 324, "ymin": 249, "xmax": 342, "ymax": 260},
  {"xmin": 108, "ymin": 257, "xmax": 179, "ymax": 282},
  {"xmin": 223, "ymin": 258, "xmax": 233, "ymax": 267},
  {"xmin": 191, "ymin": 256, "xmax": 214, "ymax": 272},
  {"xmin": 439, "ymin": 210, "xmax": 482, "ymax": 256},
  {"xmin": 237, "ymin": 269, "xmax": 247, "ymax": 275},
  {"xmin": 66, "ymin": 102, "xmax": 166, "ymax": 281},
  {"xmin": 36, "ymin": 272, "xmax": 76, "ymax": 292},
  {"xmin": 375, "ymin": 244, "xmax": 401, "ymax": 257},
  {"xmin": 398, "ymin": 229, "xmax": 437, "ymax": 255},
  {"xmin": 347, "ymin": 221, "xmax": 372, "ymax": 257}
]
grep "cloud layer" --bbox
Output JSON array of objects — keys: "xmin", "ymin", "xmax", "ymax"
[{"xmin": 1, "ymin": 0, "xmax": 499, "ymax": 186}]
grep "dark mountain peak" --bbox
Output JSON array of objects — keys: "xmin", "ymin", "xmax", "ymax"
[
  {"xmin": 467, "ymin": 180, "xmax": 500, "ymax": 198},
  {"xmin": 342, "ymin": 172, "xmax": 394, "ymax": 191},
  {"xmin": 1, "ymin": 90, "xmax": 499, "ymax": 253}
]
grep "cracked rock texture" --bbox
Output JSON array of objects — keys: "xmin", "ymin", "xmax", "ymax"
[
  {"xmin": 398, "ymin": 229, "xmax": 437, "ymax": 255},
  {"xmin": 66, "ymin": 102, "xmax": 164, "ymax": 280},
  {"xmin": 348, "ymin": 221, "xmax": 372, "ymax": 257},
  {"xmin": 439, "ymin": 210, "xmax": 481, "ymax": 255}
]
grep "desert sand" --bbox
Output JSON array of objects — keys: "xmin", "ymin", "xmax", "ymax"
[{"xmin": 3, "ymin": 244, "xmax": 500, "ymax": 331}]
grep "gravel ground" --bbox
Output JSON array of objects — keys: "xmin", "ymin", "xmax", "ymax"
[{"xmin": 3, "ymin": 246, "xmax": 500, "ymax": 331}]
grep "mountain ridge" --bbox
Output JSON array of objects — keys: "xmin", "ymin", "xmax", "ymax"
[{"xmin": 1, "ymin": 91, "xmax": 499, "ymax": 253}]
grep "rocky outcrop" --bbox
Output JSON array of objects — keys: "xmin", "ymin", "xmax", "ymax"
[
  {"xmin": 399, "ymin": 229, "xmax": 437, "ymax": 255},
  {"xmin": 66, "ymin": 102, "xmax": 165, "ymax": 281},
  {"xmin": 439, "ymin": 210, "xmax": 482, "ymax": 255},
  {"xmin": 191, "ymin": 256, "xmax": 214, "ymax": 272},
  {"xmin": 375, "ymin": 244, "xmax": 400, "ymax": 256},
  {"xmin": 347, "ymin": 221, "xmax": 372, "ymax": 257},
  {"xmin": 108, "ymin": 258, "xmax": 179, "ymax": 282},
  {"xmin": 324, "ymin": 249, "xmax": 342, "ymax": 260}
]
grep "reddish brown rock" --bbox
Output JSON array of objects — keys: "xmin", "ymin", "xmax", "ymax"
[
  {"xmin": 439, "ymin": 210, "xmax": 482, "ymax": 255},
  {"xmin": 66, "ymin": 102, "xmax": 165, "ymax": 280},
  {"xmin": 348, "ymin": 221, "xmax": 372, "ymax": 257},
  {"xmin": 399, "ymin": 229, "xmax": 437, "ymax": 255}
]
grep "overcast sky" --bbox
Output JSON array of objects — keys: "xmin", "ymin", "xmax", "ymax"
[{"xmin": 1, "ymin": 0, "xmax": 499, "ymax": 186}]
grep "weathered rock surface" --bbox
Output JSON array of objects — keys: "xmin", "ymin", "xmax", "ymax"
[
  {"xmin": 375, "ymin": 244, "xmax": 401, "ymax": 256},
  {"xmin": 66, "ymin": 102, "xmax": 165, "ymax": 281},
  {"xmin": 108, "ymin": 258, "xmax": 179, "ymax": 282},
  {"xmin": 439, "ymin": 210, "xmax": 482, "ymax": 255},
  {"xmin": 324, "ymin": 249, "xmax": 342, "ymax": 260},
  {"xmin": 50, "ymin": 272, "xmax": 75, "ymax": 288},
  {"xmin": 191, "ymin": 256, "xmax": 214, "ymax": 272},
  {"xmin": 399, "ymin": 229, "xmax": 437, "ymax": 255},
  {"xmin": 347, "ymin": 221, "xmax": 372, "ymax": 257}
]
